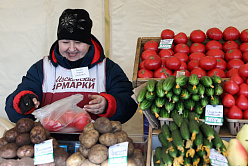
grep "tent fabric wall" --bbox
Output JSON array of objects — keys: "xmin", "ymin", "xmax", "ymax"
[{"xmin": 1, "ymin": 0, "xmax": 248, "ymax": 121}]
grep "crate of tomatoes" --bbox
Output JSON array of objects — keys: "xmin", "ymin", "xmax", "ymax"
[{"xmin": 132, "ymin": 26, "xmax": 248, "ymax": 88}]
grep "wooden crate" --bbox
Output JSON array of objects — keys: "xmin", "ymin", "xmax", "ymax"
[{"xmin": 132, "ymin": 37, "xmax": 240, "ymax": 88}]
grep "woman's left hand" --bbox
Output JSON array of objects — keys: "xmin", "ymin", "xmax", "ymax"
[{"xmin": 83, "ymin": 94, "xmax": 107, "ymax": 114}]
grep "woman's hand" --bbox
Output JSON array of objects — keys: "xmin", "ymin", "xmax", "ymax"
[{"xmin": 83, "ymin": 94, "xmax": 107, "ymax": 114}]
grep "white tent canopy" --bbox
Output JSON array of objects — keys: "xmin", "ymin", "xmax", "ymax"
[{"xmin": 1, "ymin": 0, "xmax": 247, "ymax": 121}]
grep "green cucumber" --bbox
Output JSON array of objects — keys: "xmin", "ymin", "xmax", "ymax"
[
  {"xmin": 171, "ymin": 112, "xmax": 183, "ymax": 127},
  {"xmin": 165, "ymin": 102, "xmax": 175, "ymax": 113},
  {"xmin": 181, "ymin": 89, "xmax": 191, "ymax": 100},
  {"xmin": 197, "ymin": 83, "xmax": 205, "ymax": 98},
  {"xmin": 176, "ymin": 101, "xmax": 184, "ymax": 114},
  {"xmin": 210, "ymin": 95, "xmax": 220, "ymax": 106},
  {"xmin": 211, "ymin": 75, "xmax": 222, "ymax": 84},
  {"xmin": 182, "ymin": 109, "xmax": 189, "ymax": 118},
  {"xmin": 200, "ymin": 123, "xmax": 215, "ymax": 143},
  {"xmin": 184, "ymin": 99, "xmax": 195, "ymax": 111},
  {"xmin": 214, "ymin": 84, "xmax": 223, "ymax": 96},
  {"xmin": 139, "ymin": 99, "xmax": 153, "ymax": 110},
  {"xmin": 201, "ymin": 97, "xmax": 209, "ymax": 108},
  {"xmin": 147, "ymin": 79, "xmax": 157, "ymax": 94},
  {"xmin": 176, "ymin": 75, "xmax": 189, "ymax": 88},
  {"xmin": 158, "ymin": 132, "xmax": 169, "ymax": 148},
  {"xmin": 172, "ymin": 95, "xmax": 179, "ymax": 103},
  {"xmin": 146, "ymin": 91, "xmax": 157, "ymax": 101},
  {"xmin": 187, "ymin": 84, "xmax": 199, "ymax": 94},
  {"xmin": 189, "ymin": 74, "xmax": 200, "ymax": 90},
  {"xmin": 192, "ymin": 94, "xmax": 200, "ymax": 102},
  {"xmin": 200, "ymin": 76, "xmax": 214, "ymax": 88},
  {"xmin": 151, "ymin": 103, "xmax": 160, "ymax": 118},
  {"xmin": 137, "ymin": 86, "xmax": 147, "ymax": 103},
  {"xmin": 194, "ymin": 101, "xmax": 204, "ymax": 115},
  {"xmin": 205, "ymin": 87, "xmax": 215, "ymax": 100},
  {"xmin": 161, "ymin": 148, "xmax": 173, "ymax": 165},
  {"xmin": 159, "ymin": 107, "xmax": 170, "ymax": 118},
  {"xmin": 169, "ymin": 121, "xmax": 178, "ymax": 132},
  {"xmin": 173, "ymin": 86, "xmax": 182, "ymax": 95},
  {"xmin": 162, "ymin": 75, "xmax": 176, "ymax": 93},
  {"xmin": 165, "ymin": 90, "xmax": 173, "ymax": 102},
  {"xmin": 155, "ymin": 97, "xmax": 166, "ymax": 108},
  {"xmin": 156, "ymin": 79, "xmax": 165, "ymax": 98}
]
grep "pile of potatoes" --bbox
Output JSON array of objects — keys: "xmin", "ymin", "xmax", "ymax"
[
  {"xmin": 0, "ymin": 118, "xmax": 69, "ymax": 166},
  {"xmin": 66, "ymin": 117, "xmax": 145, "ymax": 166}
]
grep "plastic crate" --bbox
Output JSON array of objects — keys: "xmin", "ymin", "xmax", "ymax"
[
  {"xmin": 158, "ymin": 117, "xmax": 221, "ymax": 134},
  {"xmin": 226, "ymin": 117, "xmax": 248, "ymax": 135}
]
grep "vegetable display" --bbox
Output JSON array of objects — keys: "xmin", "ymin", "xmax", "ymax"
[
  {"xmin": 138, "ymin": 75, "xmax": 223, "ymax": 119},
  {"xmin": 153, "ymin": 112, "xmax": 227, "ymax": 165}
]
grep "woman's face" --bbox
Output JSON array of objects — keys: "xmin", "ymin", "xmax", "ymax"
[{"xmin": 58, "ymin": 40, "xmax": 90, "ymax": 61}]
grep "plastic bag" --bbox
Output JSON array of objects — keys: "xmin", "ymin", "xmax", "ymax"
[{"xmin": 32, "ymin": 94, "xmax": 92, "ymax": 132}]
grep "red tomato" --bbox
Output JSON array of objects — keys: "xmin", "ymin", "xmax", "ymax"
[
  {"xmin": 161, "ymin": 29, "xmax": 174, "ymax": 39},
  {"xmin": 243, "ymin": 109, "xmax": 248, "ymax": 119},
  {"xmin": 189, "ymin": 52, "xmax": 205, "ymax": 61},
  {"xmin": 144, "ymin": 40, "xmax": 159, "ymax": 52},
  {"xmin": 243, "ymin": 51, "xmax": 248, "ymax": 63},
  {"xmin": 174, "ymin": 44, "xmax": 190, "ymax": 54},
  {"xmin": 137, "ymin": 69, "xmax": 153, "ymax": 78},
  {"xmin": 230, "ymin": 74, "xmax": 244, "ymax": 86},
  {"xmin": 224, "ymin": 49, "xmax": 242, "ymax": 62},
  {"xmin": 161, "ymin": 57, "xmax": 168, "ymax": 67},
  {"xmin": 139, "ymin": 60, "xmax": 145, "ymax": 69},
  {"xmin": 215, "ymin": 58, "xmax": 227, "ymax": 71},
  {"xmin": 239, "ymin": 83, "xmax": 248, "ymax": 97},
  {"xmin": 165, "ymin": 56, "xmax": 181, "ymax": 70},
  {"xmin": 206, "ymin": 49, "xmax": 224, "ymax": 59},
  {"xmin": 222, "ymin": 41, "xmax": 239, "ymax": 52},
  {"xmin": 154, "ymin": 67, "xmax": 172, "ymax": 78},
  {"xmin": 223, "ymin": 26, "xmax": 240, "ymax": 41},
  {"xmin": 239, "ymin": 42, "xmax": 248, "ymax": 53},
  {"xmin": 199, "ymin": 56, "xmax": 217, "ymax": 71},
  {"xmin": 205, "ymin": 40, "xmax": 222, "ymax": 51},
  {"xmin": 190, "ymin": 29, "xmax": 206, "ymax": 43},
  {"xmin": 226, "ymin": 68, "xmax": 239, "ymax": 78},
  {"xmin": 144, "ymin": 55, "xmax": 162, "ymax": 70},
  {"xmin": 158, "ymin": 49, "xmax": 174, "ymax": 58},
  {"xmin": 236, "ymin": 94, "xmax": 248, "ymax": 110},
  {"xmin": 187, "ymin": 60, "xmax": 199, "ymax": 71},
  {"xmin": 207, "ymin": 69, "xmax": 226, "ymax": 78},
  {"xmin": 240, "ymin": 29, "xmax": 248, "ymax": 42},
  {"xmin": 228, "ymin": 105, "xmax": 243, "ymax": 119},
  {"xmin": 238, "ymin": 64, "xmax": 248, "ymax": 78},
  {"xmin": 173, "ymin": 32, "xmax": 188, "ymax": 44},
  {"xmin": 61, "ymin": 110, "xmax": 77, "ymax": 127},
  {"xmin": 73, "ymin": 112, "xmax": 91, "ymax": 131},
  {"xmin": 206, "ymin": 27, "xmax": 223, "ymax": 40},
  {"xmin": 173, "ymin": 70, "xmax": 190, "ymax": 77},
  {"xmin": 189, "ymin": 43, "xmax": 206, "ymax": 53},
  {"xmin": 42, "ymin": 117, "xmax": 64, "ymax": 132},
  {"xmin": 190, "ymin": 67, "xmax": 207, "ymax": 78},
  {"xmin": 141, "ymin": 49, "xmax": 157, "ymax": 60},
  {"xmin": 223, "ymin": 107, "xmax": 229, "ymax": 117},
  {"xmin": 179, "ymin": 61, "xmax": 187, "ymax": 70},
  {"xmin": 224, "ymin": 80, "xmax": 240, "ymax": 95},
  {"xmin": 174, "ymin": 53, "xmax": 188, "ymax": 63},
  {"xmin": 227, "ymin": 59, "xmax": 245, "ymax": 70},
  {"xmin": 222, "ymin": 94, "xmax": 235, "ymax": 108}
]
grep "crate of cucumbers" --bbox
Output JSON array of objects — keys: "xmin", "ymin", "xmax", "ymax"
[{"xmin": 137, "ymin": 74, "xmax": 224, "ymax": 133}]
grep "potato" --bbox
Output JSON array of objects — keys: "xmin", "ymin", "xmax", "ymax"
[
  {"xmin": 0, "ymin": 159, "xmax": 18, "ymax": 166},
  {"xmin": 66, "ymin": 151, "xmax": 85, "ymax": 166},
  {"xmin": 17, "ymin": 145, "xmax": 34, "ymax": 158},
  {"xmin": 80, "ymin": 129, "xmax": 99, "ymax": 149},
  {"xmin": 78, "ymin": 132, "xmax": 84, "ymax": 142},
  {"xmin": 93, "ymin": 117, "xmax": 112, "ymax": 134},
  {"xmin": 82, "ymin": 159, "xmax": 100, "ymax": 166},
  {"xmin": 4, "ymin": 127, "xmax": 19, "ymax": 143},
  {"xmin": 128, "ymin": 142, "xmax": 134, "ymax": 157},
  {"xmin": 18, "ymin": 157, "xmax": 35, "ymax": 166},
  {"xmin": 100, "ymin": 159, "xmax": 108, "ymax": 166},
  {"xmin": 34, "ymin": 121, "xmax": 43, "ymax": 127},
  {"xmin": 132, "ymin": 151, "xmax": 145, "ymax": 166},
  {"xmin": 53, "ymin": 147, "xmax": 69, "ymax": 166},
  {"xmin": 110, "ymin": 121, "xmax": 122, "ymax": 133},
  {"xmin": 114, "ymin": 130, "xmax": 129, "ymax": 143},
  {"xmin": 30, "ymin": 126, "xmax": 46, "ymax": 144},
  {"xmin": 48, "ymin": 137, "xmax": 59, "ymax": 150},
  {"xmin": 88, "ymin": 144, "xmax": 108, "ymax": 164},
  {"xmin": 78, "ymin": 144, "xmax": 90, "ymax": 158},
  {"xmin": 83, "ymin": 123, "xmax": 95, "ymax": 133},
  {"xmin": 127, "ymin": 137, "xmax": 134, "ymax": 144},
  {"xmin": 127, "ymin": 157, "xmax": 138, "ymax": 166},
  {"xmin": 44, "ymin": 128, "xmax": 50, "ymax": 139},
  {"xmin": 16, "ymin": 118, "xmax": 35, "ymax": 133},
  {"xmin": 0, "ymin": 137, "xmax": 8, "ymax": 148},
  {"xmin": 0, "ymin": 143, "xmax": 18, "ymax": 159},
  {"xmin": 99, "ymin": 133, "xmax": 117, "ymax": 147},
  {"xmin": 16, "ymin": 133, "xmax": 31, "ymax": 146}
]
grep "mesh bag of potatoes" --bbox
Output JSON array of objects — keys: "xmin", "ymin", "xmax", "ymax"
[
  {"xmin": 66, "ymin": 117, "xmax": 146, "ymax": 166},
  {"xmin": 0, "ymin": 118, "xmax": 69, "ymax": 166}
]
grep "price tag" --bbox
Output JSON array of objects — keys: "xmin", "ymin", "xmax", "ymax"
[
  {"xmin": 71, "ymin": 67, "xmax": 90, "ymax": 79},
  {"xmin": 176, "ymin": 71, "xmax": 185, "ymax": 78},
  {"xmin": 108, "ymin": 142, "xmax": 128, "ymax": 166},
  {"xmin": 34, "ymin": 139, "xmax": 54, "ymax": 165},
  {"xmin": 209, "ymin": 148, "xmax": 229, "ymax": 166},
  {"xmin": 205, "ymin": 105, "xmax": 223, "ymax": 125},
  {"xmin": 158, "ymin": 39, "xmax": 174, "ymax": 49}
]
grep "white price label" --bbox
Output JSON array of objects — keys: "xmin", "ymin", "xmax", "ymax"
[
  {"xmin": 158, "ymin": 39, "xmax": 173, "ymax": 49},
  {"xmin": 71, "ymin": 67, "xmax": 90, "ymax": 79},
  {"xmin": 205, "ymin": 105, "xmax": 223, "ymax": 125},
  {"xmin": 34, "ymin": 139, "xmax": 54, "ymax": 165},
  {"xmin": 209, "ymin": 148, "xmax": 229, "ymax": 166},
  {"xmin": 108, "ymin": 142, "xmax": 128, "ymax": 166}
]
